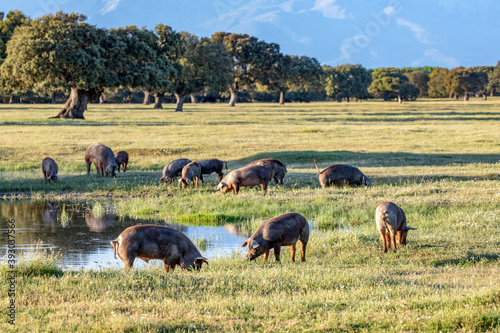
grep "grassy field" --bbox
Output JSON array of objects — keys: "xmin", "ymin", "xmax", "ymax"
[{"xmin": 1, "ymin": 99, "xmax": 500, "ymax": 331}]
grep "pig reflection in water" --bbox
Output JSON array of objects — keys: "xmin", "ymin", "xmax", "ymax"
[
  {"xmin": 42, "ymin": 203, "xmax": 59, "ymax": 225},
  {"xmin": 85, "ymin": 210, "xmax": 115, "ymax": 232}
]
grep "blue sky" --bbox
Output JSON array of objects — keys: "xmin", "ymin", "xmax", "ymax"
[{"xmin": 1, "ymin": 0, "xmax": 499, "ymax": 68}]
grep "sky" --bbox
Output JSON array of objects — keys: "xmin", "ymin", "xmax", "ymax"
[{"xmin": 1, "ymin": 0, "xmax": 499, "ymax": 69}]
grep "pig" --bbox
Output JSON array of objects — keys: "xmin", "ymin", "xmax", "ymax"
[
  {"xmin": 110, "ymin": 225, "xmax": 208, "ymax": 273},
  {"xmin": 242, "ymin": 212, "xmax": 309, "ymax": 262},
  {"xmin": 314, "ymin": 160, "xmax": 371, "ymax": 188},
  {"xmin": 375, "ymin": 201, "xmax": 416, "ymax": 253},
  {"xmin": 195, "ymin": 159, "xmax": 228, "ymax": 183},
  {"xmin": 179, "ymin": 162, "xmax": 201, "ymax": 188},
  {"xmin": 246, "ymin": 158, "xmax": 287, "ymax": 185},
  {"xmin": 114, "ymin": 151, "xmax": 129, "ymax": 173},
  {"xmin": 85, "ymin": 143, "xmax": 117, "ymax": 177},
  {"xmin": 160, "ymin": 158, "xmax": 192, "ymax": 184},
  {"xmin": 42, "ymin": 157, "xmax": 59, "ymax": 184},
  {"xmin": 217, "ymin": 165, "xmax": 272, "ymax": 195}
]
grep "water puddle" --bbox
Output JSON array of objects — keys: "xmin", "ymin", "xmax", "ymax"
[{"xmin": 0, "ymin": 200, "xmax": 252, "ymax": 270}]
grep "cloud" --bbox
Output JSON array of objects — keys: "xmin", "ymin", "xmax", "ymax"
[
  {"xmin": 310, "ymin": 0, "xmax": 347, "ymax": 19},
  {"xmin": 396, "ymin": 18, "xmax": 429, "ymax": 44},
  {"xmin": 202, "ymin": 0, "xmax": 311, "ymax": 45},
  {"xmin": 412, "ymin": 49, "xmax": 460, "ymax": 68},
  {"xmin": 383, "ymin": 6, "xmax": 396, "ymax": 15},
  {"xmin": 100, "ymin": 0, "xmax": 122, "ymax": 15},
  {"xmin": 334, "ymin": 35, "xmax": 365, "ymax": 63}
]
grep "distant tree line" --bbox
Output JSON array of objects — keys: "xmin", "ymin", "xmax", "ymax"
[{"xmin": 1, "ymin": 10, "xmax": 500, "ymax": 119}]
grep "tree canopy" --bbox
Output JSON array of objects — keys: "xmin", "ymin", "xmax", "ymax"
[
  {"xmin": 368, "ymin": 68, "xmax": 418, "ymax": 103},
  {"xmin": 168, "ymin": 32, "xmax": 232, "ymax": 111},
  {"xmin": 210, "ymin": 32, "xmax": 281, "ymax": 106},
  {"xmin": 324, "ymin": 64, "xmax": 371, "ymax": 102}
]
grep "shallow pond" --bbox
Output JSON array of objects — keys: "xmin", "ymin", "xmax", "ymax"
[{"xmin": 0, "ymin": 200, "xmax": 255, "ymax": 270}]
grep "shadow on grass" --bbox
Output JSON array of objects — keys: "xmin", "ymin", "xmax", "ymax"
[
  {"xmin": 0, "ymin": 121, "xmax": 183, "ymax": 127},
  {"xmin": 230, "ymin": 150, "xmax": 500, "ymax": 168},
  {"xmin": 433, "ymin": 251, "xmax": 500, "ymax": 267}
]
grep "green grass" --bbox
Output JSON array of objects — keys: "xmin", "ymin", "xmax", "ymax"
[{"xmin": 1, "ymin": 99, "xmax": 500, "ymax": 331}]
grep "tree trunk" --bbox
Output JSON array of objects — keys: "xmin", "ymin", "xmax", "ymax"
[
  {"xmin": 464, "ymin": 92, "xmax": 469, "ymax": 101},
  {"xmin": 190, "ymin": 93, "xmax": 199, "ymax": 104},
  {"xmin": 228, "ymin": 87, "xmax": 238, "ymax": 107},
  {"xmin": 19, "ymin": 96, "xmax": 24, "ymax": 104},
  {"xmin": 454, "ymin": 94, "xmax": 459, "ymax": 100},
  {"xmin": 175, "ymin": 94, "xmax": 185, "ymax": 112},
  {"xmin": 279, "ymin": 89, "xmax": 286, "ymax": 105},
  {"xmin": 397, "ymin": 94, "xmax": 402, "ymax": 104},
  {"xmin": 490, "ymin": 90, "xmax": 494, "ymax": 97},
  {"xmin": 51, "ymin": 92, "xmax": 57, "ymax": 104},
  {"xmin": 143, "ymin": 91, "xmax": 151, "ymax": 105},
  {"xmin": 153, "ymin": 93, "xmax": 164, "ymax": 109},
  {"xmin": 8, "ymin": 96, "xmax": 13, "ymax": 104},
  {"xmin": 99, "ymin": 95, "xmax": 104, "ymax": 104},
  {"xmin": 449, "ymin": 92, "xmax": 454, "ymax": 99},
  {"xmin": 52, "ymin": 88, "xmax": 92, "ymax": 119},
  {"xmin": 483, "ymin": 93, "xmax": 487, "ymax": 100}
]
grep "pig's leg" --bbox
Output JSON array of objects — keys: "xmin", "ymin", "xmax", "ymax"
[
  {"xmin": 396, "ymin": 230, "xmax": 402, "ymax": 245},
  {"xmin": 199, "ymin": 174, "xmax": 204, "ymax": 184},
  {"xmin": 123, "ymin": 162, "xmax": 127, "ymax": 172},
  {"xmin": 263, "ymin": 249, "xmax": 270, "ymax": 261},
  {"xmin": 299, "ymin": 239, "xmax": 307, "ymax": 262},
  {"xmin": 234, "ymin": 185, "xmax": 239, "ymax": 194},
  {"xmin": 290, "ymin": 243, "xmax": 296, "ymax": 262},
  {"xmin": 123, "ymin": 254, "xmax": 135, "ymax": 270},
  {"xmin": 385, "ymin": 230, "xmax": 392, "ymax": 251},
  {"xmin": 43, "ymin": 171, "xmax": 48, "ymax": 183},
  {"xmin": 388, "ymin": 228, "xmax": 397, "ymax": 253},
  {"xmin": 273, "ymin": 244, "xmax": 281, "ymax": 262},
  {"xmin": 216, "ymin": 172, "xmax": 223, "ymax": 182},
  {"xmin": 378, "ymin": 229, "xmax": 388, "ymax": 253},
  {"xmin": 261, "ymin": 181, "xmax": 268, "ymax": 195}
]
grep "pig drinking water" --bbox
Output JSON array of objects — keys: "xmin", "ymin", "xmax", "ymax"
[{"xmin": 110, "ymin": 225, "xmax": 208, "ymax": 273}]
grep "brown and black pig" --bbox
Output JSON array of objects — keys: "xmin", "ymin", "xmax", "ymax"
[
  {"xmin": 246, "ymin": 158, "xmax": 287, "ymax": 185},
  {"xmin": 375, "ymin": 201, "xmax": 415, "ymax": 253},
  {"xmin": 195, "ymin": 159, "xmax": 227, "ymax": 182},
  {"xmin": 85, "ymin": 143, "xmax": 117, "ymax": 177},
  {"xmin": 314, "ymin": 160, "xmax": 371, "ymax": 188},
  {"xmin": 110, "ymin": 225, "xmax": 208, "ymax": 273},
  {"xmin": 42, "ymin": 157, "xmax": 59, "ymax": 183},
  {"xmin": 242, "ymin": 212, "xmax": 309, "ymax": 262},
  {"xmin": 114, "ymin": 151, "xmax": 129, "ymax": 172},
  {"xmin": 217, "ymin": 165, "xmax": 271, "ymax": 195},
  {"xmin": 160, "ymin": 158, "xmax": 191, "ymax": 184},
  {"xmin": 179, "ymin": 162, "xmax": 201, "ymax": 188}
]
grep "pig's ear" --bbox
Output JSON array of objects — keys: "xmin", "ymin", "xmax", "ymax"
[
  {"xmin": 251, "ymin": 240, "xmax": 260, "ymax": 250},
  {"xmin": 241, "ymin": 240, "xmax": 248, "ymax": 248}
]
